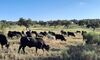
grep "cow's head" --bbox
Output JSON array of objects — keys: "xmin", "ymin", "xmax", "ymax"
[{"xmin": 44, "ymin": 45, "xmax": 50, "ymax": 51}]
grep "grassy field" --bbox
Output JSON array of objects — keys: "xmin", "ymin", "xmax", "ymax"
[{"xmin": 0, "ymin": 25, "xmax": 100, "ymax": 60}]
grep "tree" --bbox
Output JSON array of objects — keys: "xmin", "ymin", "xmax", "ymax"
[
  {"xmin": 17, "ymin": 17, "xmax": 26, "ymax": 26},
  {"xmin": 26, "ymin": 18, "xmax": 33, "ymax": 25},
  {"xmin": 17, "ymin": 17, "xmax": 29, "ymax": 29},
  {"xmin": 17, "ymin": 18, "xmax": 35, "ymax": 29},
  {"xmin": 38, "ymin": 21, "xmax": 47, "ymax": 26},
  {"xmin": 78, "ymin": 20, "xmax": 86, "ymax": 26}
]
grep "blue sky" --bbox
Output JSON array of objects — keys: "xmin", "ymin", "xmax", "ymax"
[{"xmin": 0, "ymin": 0, "xmax": 100, "ymax": 21}]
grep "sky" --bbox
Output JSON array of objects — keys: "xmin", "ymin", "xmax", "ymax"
[{"xmin": 0, "ymin": 0, "xmax": 100, "ymax": 21}]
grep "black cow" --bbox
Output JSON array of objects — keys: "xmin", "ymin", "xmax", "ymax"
[
  {"xmin": 0, "ymin": 34, "xmax": 9, "ymax": 49},
  {"xmin": 54, "ymin": 34, "xmax": 66, "ymax": 41},
  {"xmin": 7, "ymin": 31, "xmax": 14, "ymax": 38},
  {"xmin": 7, "ymin": 31, "xmax": 22, "ymax": 39},
  {"xmin": 67, "ymin": 32, "xmax": 75, "ymax": 37},
  {"xmin": 31, "ymin": 31, "xmax": 37, "ymax": 34},
  {"xmin": 39, "ymin": 31, "xmax": 47, "ymax": 36},
  {"xmin": 61, "ymin": 30, "xmax": 67, "ymax": 35},
  {"xmin": 18, "ymin": 37, "xmax": 50, "ymax": 53}
]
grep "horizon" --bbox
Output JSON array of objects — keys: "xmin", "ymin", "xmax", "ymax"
[
  {"xmin": 0, "ymin": 0, "xmax": 100, "ymax": 21},
  {"xmin": 0, "ymin": 17, "xmax": 100, "ymax": 22}
]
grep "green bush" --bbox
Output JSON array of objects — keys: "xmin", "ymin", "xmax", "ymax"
[
  {"xmin": 82, "ymin": 50, "xmax": 97, "ymax": 60},
  {"xmin": 84, "ymin": 32, "xmax": 100, "ymax": 44},
  {"xmin": 61, "ymin": 45, "xmax": 100, "ymax": 60},
  {"xmin": 61, "ymin": 49, "xmax": 69, "ymax": 60}
]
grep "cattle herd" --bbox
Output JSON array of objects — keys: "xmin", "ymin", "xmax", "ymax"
[{"xmin": 0, "ymin": 29, "xmax": 87, "ymax": 54}]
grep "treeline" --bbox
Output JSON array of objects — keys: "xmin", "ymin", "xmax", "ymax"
[{"xmin": 0, "ymin": 18, "xmax": 100, "ymax": 28}]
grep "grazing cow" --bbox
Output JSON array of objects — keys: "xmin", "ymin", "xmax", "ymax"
[
  {"xmin": 48, "ymin": 31, "xmax": 55, "ymax": 36},
  {"xmin": 18, "ymin": 37, "xmax": 50, "ymax": 53},
  {"xmin": 7, "ymin": 31, "xmax": 22, "ymax": 39},
  {"xmin": 67, "ymin": 32, "xmax": 75, "ymax": 37},
  {"xmin": 31, "ymin": 31, "xmax": 37, "ymax": 34},
  {"xmin": 61, "ymin": 30, "xmax": 67, "ymax": 35},
  {"xmin": 15, "ymin": 31, "xmax": 22, "ymax": 36},
  {"xmin": 54, "ymin": 34, "xmax": 66, "ymax": 41},
  {"xmin": 39, "ymin": 31, "xmax": 47, "ymax": 36},
  {"xmin": 0, "ymin": 34, "xmax": 9, "ymax": 49},
  {"xmin": 76, "ymin": 31, "xmax": 81, "ymax": 33},
  {"xmin": 7, "ymin": 31, "xmax": 13, "ymax": 38}
]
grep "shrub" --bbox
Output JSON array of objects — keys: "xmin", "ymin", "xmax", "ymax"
[
  {"xmin": 61, "ymin": 49, "xmax": 69, "ymax": 60},
  {"xmin": 61, "ymin": 45, "xmax": 100, "ymax": 60},
  {"xmin": 82, "ymin": 50, "xmax": 97, "ymax": 60},
  {"xmin": 84, "ymin": 32, "xmax": 100, "ymax": 44}
]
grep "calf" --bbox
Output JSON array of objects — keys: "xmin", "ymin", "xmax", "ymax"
[
  {"xmin": 0, "ymin": 34, "xmax": 9, "ymax": 49},
  {"xmin": 18, "ymin": 37, "xmax": 50, "ymax": 53}
]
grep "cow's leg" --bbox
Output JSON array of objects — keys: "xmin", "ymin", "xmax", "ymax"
[
  {"xmin": 18, "ymin": 45, "xmax": 22, "ymax": 53},
  {"xmin": 22, "ymin": 46, "xmax": 25, "ymax": 54},
  {"xmin": 36, "ymin": 47, "xmax": 38, "ymax": 53},
  {"xmin": 1, "ymin": 45, "xmax": 3, "ymax": 49},
  {"xmin": 42, "ymin": 48, "xmax": 44, "ymax": 53}
]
